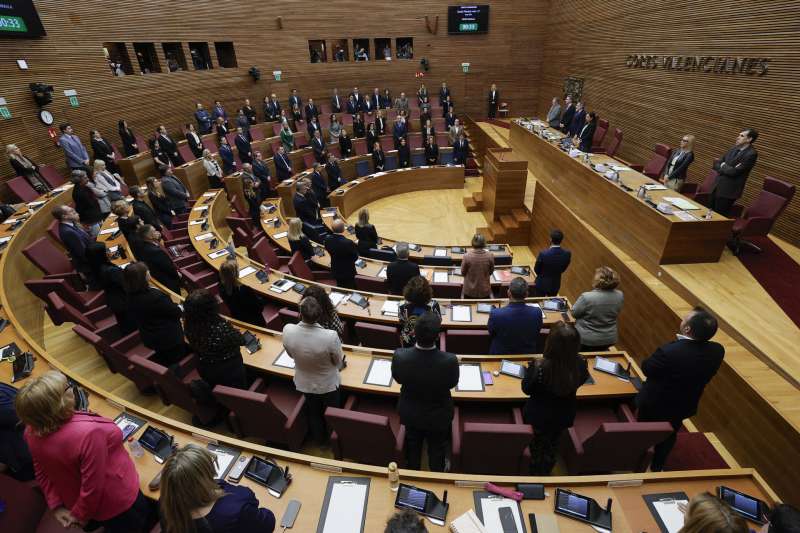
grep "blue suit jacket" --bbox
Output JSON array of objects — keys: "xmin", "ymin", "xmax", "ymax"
[
  {"xmin": 534, "ymin": 246, "xmax": 571, "ymax": 296},
  {"xmin": 58, "ymin": 222, "xmax": 94, "ymax": 272},
  {"xmin": 488, "ymin": 302, "xmax": 544, "ymax": 355}
]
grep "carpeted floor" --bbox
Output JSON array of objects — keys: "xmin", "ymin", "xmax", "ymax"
[{"xmin": 737, "ymin": 237, "xmax": 800, "ymax": 328}]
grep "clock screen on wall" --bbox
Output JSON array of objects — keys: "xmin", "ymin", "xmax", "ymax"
[{"xmin": 0, "ymin": 1, "xmax": 46, "ymax": 38}]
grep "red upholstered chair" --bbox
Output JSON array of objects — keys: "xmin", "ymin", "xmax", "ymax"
[
  {"xmin": 630, "ymin": 144, "xmax": 672, "ymax": 179},
  {"xmin": 443, "ymin": 329, "xmax": 491, "ymax": 355},
  {"xmin": 302, "ymin": 152, "xmax": 315, "ymax": 170},
  {"xmin": 295, "ymin": 132, "xmax": 308, "ymax": 147},
  {"xmin": 436, "ymin": 132, "xmax": 450, "ymax": 148},
  {"xmin": 7, "ymin": 176, "xmax": 40, "ymax": 202},
  {"xmin": 25, "ymin": 278, "xmax": 104, "ymax": 312},
  {"xmin": 431, "ymin": 282, "xmax": 462, "ymax": 299},
  {"xmin": 662, "ymin": 432, "xmax": 729, "ymax": 471},
  {"xmin": 213, "ymin": 378, "xmax": 308, "ymax": 450},
  {"xmin": 590, "ymin": 119, "xmax": 609, "ymax": 152},
  {"xmin": 561, "ymin": 404, "xmax": 674, "ymax": 474},
  {"xmin": 225, "ymin": 132, "xmax": 237, "ymax": 149},
  {"xmin": 355, "ymin": 321, "xmax": 399, "ymax": 349},
  {"xmin": 22, "ymin": 237, "xmax": 74, "ymax": 277},
  {"xmin": 251, "ymin": 127, "xmax": 265, "ymax": 141},
  {"xmin": 327, "ymin": 145, "xmax": 341, "ymax": 159},
  {"xmin": 134, "ymin": 134, "xmax": 150, "ymax": 153},
  {"xmin": 287, "ymin": 251, "xmax": 336, "ymax": 285},
  {"xmin": 180, "ymin": 264, "xmax": 218, "ymax": 292},
  {"xmin": 249, "ymin": 236, "xmax": 290, "ymax": 272},
  {"xmin": 408, "ymin": 134, "xmax": 423, "ymax": 150},
  {"xmin": 178, "ymin": 144, "xmax": 195, "ymax": 163},
  {"xmin": 680, "ymin": 167, "xmax": 718, "ymax": 206},
  {"xmin": 0, "ymin": 473, "xmax": 48, "ymax": 533},
  {"xmin": 595, "ymin": 128, "xmax": 623, "ymax": 157},
  {"xmin": 39, "ymin": 165, "xmax": 66, "ymax": 189},
  {"xmin": 47, "ymin": 219, "xmax": 63, "ymax": 244},
  {"xmin": 45, "ymin": 292, "xmax": 116, "ymax": 331},
  {"xmin": 204, "ymin": 137, "xmax": 219, "ymax": 154},
  {"xmin": 730, "ymin": 177, "xmax": 796, "ymax": 254},
  {"xmin": 73, "ymin": 325, "xmax": 155, "ymax": 393},
  {"xmin": 130, "ymin": 353, "xmax": 219, "ymax": 426},
  {"xmin": 354, "ymin": 274, "xmax": 387, "ymax": 293},
  {"xmin": 326, "ymin": 395, "xmax": 405, "ymax": 466},
  {"xmin": 341, "ymin": 114, "xmax": 353, "ymax": 126},
  {"xmin": 278, "ymin": 306, "xmax": 300, "ymax": 327},
  {"xmin": 272, "ymin": 123, "xmax": 283, "ymax": 136},
  {"xmin": 352, "ymin": 138, "xmax": 367, "ymax": 155},
  {"xmin": 451, "ymin": 405, "xmax": 532, "ymax": 474},
  {"xmin": 226, "ymin": 215, "xmax": 265, "ymax": 249}
]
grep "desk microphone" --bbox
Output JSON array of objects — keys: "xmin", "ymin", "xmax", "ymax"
[
  {"xmin": 442, "ymin": 490, "xmax": 448, "ymax": 505},
  {"xmin": 606, "ymin": 498, "xmax": 612, "ymax": 513}
]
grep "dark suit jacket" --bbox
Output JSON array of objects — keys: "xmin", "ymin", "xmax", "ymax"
[
  {"xmin": 392, "ymin": 346, "xmax": 459, "ymax": 430},
  {"xmin": 560, "ymin": 104, "xmax": 576, "ymax": 133},
  {"xmin": 310, "ymin": 171, "xmax": 329, "ymax": 207},
  {"xmin": 568, "ymin": 110, "xmax": 586, "ymax": 137},
  {"xmin": 488, "ymin": 303, "xmax": 544, "ymax": 355},
  {"xmin": 325, "ymin": 161, "xmax": 343, "ymax": 189},
  {"xmin": 522, "ymin": 357, "xmax": 589, "ymax": 431},
  {"xmin": 264, "ymin": 101, "xmax": 281, "ymax": 121},
  {"xmin": 58, "ymin": 222, "xmax": 94, "ymax": 273},
  {"xmin": 712, "ymin": 145, "xmax": 758, "ymax": 199},
  {"xmin": 372, "ymin": 149, "xmax": 385, "ymax": 170},
  {"xmin": 425, "ymin": 143, "xmax": 439, "ymax": 165},
  {"xmin": 91, "ymin": 138, "xmax": 116, "ymax": 164},
  {"xmin": 324, "ymin": 233, "xmax": 359, "ymax": 283},
  {"xmin": 366, "ymin": 131, "xmax": 379, "ymax": 153},
  {"xmin": 186, "ymin": 132, "xmax": 204, "ymax": 159},
  {"xmin": 136, "ymin": 241, "xmax": 181, "ymax": 294},
  {"xmin": 234, "ymin": 134, "xmax": 252, "ymax": 164},
  {"xmin": 304, "ymin": 104, "xmax": 319, "ymax": 122},
  {"xmin": 132, "ymin": 199, "xmax": 161, "ymax": 230},
  {"xmin": 219, "ymin": 145, "xmax": 235, "ymax": 174},
  {"xmin": 352, "ymin": 120, "xmax": 365, "ymax": 139},
  {"xmin": 330, "ymin": 95, "xmax": 343, "ymax": 113},
  {"xmin": 117, "ymin": 215, "xmax": 140, "ymax": 242},
  {"xmin": 306, "ymin": 121, "xmax": 321, "ymax": 139},
  {"xmin": 577, "ymin": 122, "xmax": 596, "ymax": 152},
  {"xmin": 488, "ymin": 90, "xmax": 499, "ymax": 106},
  {"xmin": 439, "ymin": 87, "xmax": 450, "ymax": 104},
  {"xmin": 346, "ymin": 100, "xmax": 359, "ymax": 115},
  {"xmin": 339, "ymin": 136, "xmax": 353, "ymax": 157},
  {"xmin": 127, "ymin": 287, "xmax": 184, "ymax": 350},
  {"xmin": 371, "ymin": 94, "xmax": 382, "ymax": 110},
  {"xmin": 375, "ymin": 117, "xmax": 386, "ymax": 135},
  {"xmin": 386, "ymin": 259, "xmax": 420, "ymax": 295},
  {"xmin": 398, "ymin": 145, "xmax": 411, "ymax": 168},
  {"xmin": 355, "ymin": 223, "xmax": 378, "ymax": 255},
  {"xmin": 72, "ymin": 184, "xmax": 103, "ymax": 225},
  {"xmin": 663, "ymin": 150, "xmax": 694, "ymax": 182},
  {"xmin": 636, "ymin": 339, "xmax": 724, "ymax": 422},
  {"xmin": 215, "ymin": 123, "xmax": 229, "ymax": 141},
  {"xmin": 275, "ymin": 152, "xmax": 292, "ymax": 180},
  {"xmin": 453, "ymin": 138, "xmax": 469, "ymax": 164},
  {"xmin": 311, "ymin": 137, "xmax": 326, "ymax": 161},
  {"xmin": 533, "ymin": 246, "xmax": 571, "ymax": 295},
  {"xmin": 393, "ymin": 122, "xmax": 407, "ymax": 140},
  {"xmin": 288, "ymin": 95, "xmax": 302, "ymax": 110},
  {"xmin": 159, "ymin": 134, "xmax": 184, "ymax": 165},
  {"xmin": 161, "ymin": 175, "xmax": 189, "ymax": 211},
  {"xmin": 293, "ymin": 192, "xmax": 319, "ymax": 225}
]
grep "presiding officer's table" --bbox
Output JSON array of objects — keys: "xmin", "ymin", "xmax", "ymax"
[{"xmin": 509, "ymin": 119, "xmax": 734, "ymax": 265}]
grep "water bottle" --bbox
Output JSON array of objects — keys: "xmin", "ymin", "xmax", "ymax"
[
  {"xmin": 128, "ymin": 437, "xmax": 144, "ymax": 458},
  {"xmin": 387, "ymin": 462, "xmax": 400, "ymax": 492},
  {"xmin": 637, "ymin": 185, "xmax": 647, "ymax": 199},
  {"xmin": 704, "ymin": 209, "xmax": 713, "ymax": 220},
  {"xmin": 583, "ymin": 153, "xmax": 591, "ymax": 164}
]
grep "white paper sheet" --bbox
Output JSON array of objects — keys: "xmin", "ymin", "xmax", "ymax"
[
  {"xmin": 202, "ymin": 191, "xmax": 217, "ymax": 197},
  {"xmin": 189, "ymin": 218, "xmax": 207, "ymax": 225},
  {"xmin": 673, "ymin": 210, "xmax": 698, "ymax": 221},
  {"xmin": 434, "ymin": 248, "xmax": 447, "ymax": 257},
  {"xmin": 451, "ymin": 305, "xmax": 472, "ymax": 322},
  {"xmin": 99, "ymin": 226, "xmax": 119, "ymax": 235},
  {"xmin": 365, "ymin": 358, "xmax": 393, "ymax": 386},
  {"xmin": 238, "ymin": 266, "xmax": 257, "ymax": 278},
  {"xmin": 380, "ymin": 300, "xmax": 400, "ymax": 316},
  {"xmin": 457, "ymin": 364, "xmax": 483, "ymax": 391},
  {"xmin": 209, "ymin": 448, "xmax": 236, "ymax": 479},
  {"xmin": 0, "ymin": 236, "xmax": 14, "ymax": 244},
  {"xmin": 432, "ymin": 271, "xmax": 449, "ymax": 283},
  {"xmin": 643, "ymin": 184, "xmax": 668, "ymax": 191},
  {"xmin": 194, "ymin": 232, "xmax": 214, "ymax": 241},
  {"xmin": 273, "ymin": 231, "xmax": 288, "ymax": 239},
  {"xmin": 209, "ymin": 249, "xmax": 230, "ymax": 259},
  {"xmin": 322, "ymin": 211, "xmax": 336, "ymax": 217},
  {"xmin": 321, "ymin": 481, "xmax": 368, "ymax": 533},
  {"xmin": 192, "ymin": 206, "xmax": 209, "ymax": 211},
  {"xmin": 480, "ymin": 497, "xmax": 524, "ymax": 533},
  {"xmin": 663, "ymin": 196, "xmax": 700, "ymax": 210},
  {"xmin": 594, "ymin": 357, "xmax": 617, "ymax": 373},
  {"xmin": 653, "ymin": 500, "xmax": 688, "ymax": 533},
  {"xmin": 329, "ymin": 292, "xmax": 348, "ymax": 307},
  {"xmin": 377, "ymin": 267, "xmax": 387, "ymax": 279},
  {"xmin": 491, "ymin": 271, "xmax": 503, "ymax": 282},
  {"xmin": 273, "ymin": 350, "xmax": 296, "ymax": 369},
  {"xmin": 269, "ymin": 279, "xmax": 295, "ymax": 293}
]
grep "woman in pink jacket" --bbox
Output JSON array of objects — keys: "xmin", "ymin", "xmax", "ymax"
[{"xmin": 16, "ymin": 371, "xmax": 153, "ymax": 532}]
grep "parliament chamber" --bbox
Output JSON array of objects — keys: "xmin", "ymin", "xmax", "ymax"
[{"xmin": 0, "ymin": 2, "xmax": 798, "ymax": 532}]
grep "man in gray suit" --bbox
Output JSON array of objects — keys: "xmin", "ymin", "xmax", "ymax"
[
  {"xmin": 546, "ymin": 97, "xmax": 562, "ymax": 128},
  {"xmin": 58, "ymin": 123, "xmax": 91, "ymax": 173}
]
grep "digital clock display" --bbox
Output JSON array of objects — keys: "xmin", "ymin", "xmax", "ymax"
[
  {"xmin": 448, "ymin": 5, "xmax": 489, "ymax": 34},
  {"xmin": 0, "ymin": 1, "xmax": 45, "ymax": 38}
]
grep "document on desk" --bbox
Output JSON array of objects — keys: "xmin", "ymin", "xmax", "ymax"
[
  {"xmin": 188, "ymin": 218, "xmax": 207, "ymax": 225},
  {"xmin": 380, "ymin": 300, "xmax": 400, "ymax": 316},
  {"xmin": 611, "ymin": 165, "xmax": 632, "ymax": 172},
  {"xmin": 434, "ymin": 248, "xmax": 448, "ymax": 257},
  {"xmin": 238, "ymin": 266, "xmax": 257, "ymax": 278},
  {"xmin": 475, "ymin": 493, "xmax": 524, "ymax": 533},
  {"xmin": 457, "ymin": 364, "xmax": 484, "ymax": 392},
  {"xmin": 317, "ymin": 477, "xmax": 370, "ymax": 533},
  {"xmin": 377, "ymin": 267, "xmax": 387, "ymax": 279},
  {"xmin": 273, "ymin": 350, "xmax": 296, "ymax": 369},
  {"xmin": 194, "ymin": 232, "xmax": 214, "ymax": 241},
  {"xmin": 329, "ymin": 292, "xmax": 349, "ymax": 307},
  {"xmin": 451, "ymin": 305, "xmax": 472, "ymax": 322},
  {"xmin": 433, "ymin": 271, "xmax": 449, "ymax": 283},
  {"xmin": 643, "ymin": 183, "xmax": 668, "ymax": 191},
  {"xmin": 208, "ymin": 249, "xmax": 230, "ymax": 260},
  {"xmin": 273, "ymin": 231, "xmax": 288, "ymax": 239},
  {"xmin": 673, "ymin": 210, "xmax": 698, "ymax": 222},
  {"xmin": 364, "ymin": 358, "xmax": 393, "ymax": 386},
  {"xmin": 663, "ymin": 197, "xmax": 701, "ymax": 210},
  {"xmin": 643, "ymin": 492, "xmax": 689, "ymax": 533}
]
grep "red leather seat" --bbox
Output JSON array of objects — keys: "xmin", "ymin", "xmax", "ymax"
[
  {"xmin": 45, "ymin": 292, "xmax": 116, "ymax": 331},
  {"xmin": 249, "ymin": 236, "xmax": 290, "ymax": 272},
  {"xmin": 590, "ymin": 119, "xmax": 609, "ymax": 152},
  {"xmin": 74, "ymin": 324, "xmax": 155, "ymax": 393},
  {"xmin": 443, "ymin": 329, "xmax": 491, "ymax": 355},
  {"xmin": 451, "ymin": 405, "xmax": 532, "ymax": 474},
  {"xmin": 680, "ymin": 166, "xmax": 718, "ymax": 206},
  {"xmin": 431, "ymin": 282, "xmax": 462, "ymax": 299},
  {"xmin": 0, "ymin": 473, "xmax": 47, "ymax": 533},
  {"xmin": 287, "ymin": 251, "xmax": 336, "ymax": 285},
  {"xmin": 22, "ymin": 237, "xmax": 74, "ymax": 276},
  {"xmin": 38, "ymin": 165, "xmax": 66, "ymax": 189},
  {"xmin": 730, "ymin": 177, "xmax": 796, "ymax": 254},
  {"xmin": 597, "ymin": 128, "xmax": 623, "ymax": 157},
  {"xmin": 630, "ymin": 144, "xmax": 671, "ymax": 179},
  {"xmin": 354, "ymin": 274, "xmax": 387, "ymax": 293},
  {"xmin": 8, "ymin": 176, "xmax": 40, "ymax": 202},
  {"xmin": 178, "ymin": 143, "xmax": 195, "ymax": 163},
  {"xmin": 25, "ymin": 277, "xmax": 104, "ymax": 312},
  {"xmin": 326, "ymin": 395, "xmax": 405, "ymax": 466},
  {"xmin": 354, "ymin": 321, "xmax": 399, "ymax": 350}
]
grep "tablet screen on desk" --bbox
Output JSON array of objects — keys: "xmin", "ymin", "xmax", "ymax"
[
  {"xmin": 594, "ymin": 357, "xmax": 621, "ymax": 374},
  {"xmin": 718, "ymin": 486, "xmax": 765, "ymax": 523},
  {"xmin": 397, "ymin": 485, "xmax": 428, "ymax": 512},
  {"xmin": 245, "ymin": 457, "xmax": 275, "ymax": 485},
  {"xmin": 555, "ymin": 489, "xmax": 590, "ymax": 520},
  {"xmin": 500, "ymin": 360, "xmax": 525, "ymax": 378}
]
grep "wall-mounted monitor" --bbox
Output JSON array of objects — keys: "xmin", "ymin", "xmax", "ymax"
[
  {"xmin": 447, "ymin": 5, "xmax": 489, "ymax": 34},
  {"xmin": 0, "ymin": 1, "xmax": 45, "ymax": 38}
]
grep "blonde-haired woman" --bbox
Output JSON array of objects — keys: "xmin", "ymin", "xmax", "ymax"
[
  {"xmin": 16, "ymin": 370, "xmax": 152, "ymax": 531},
  {"xmin": 661, "ymin": 135, "xmax": 695, "ymax": 191},
  {"xmin": 7, "ymin": 143, "xmax": 51, "ymax": 193},
  {"xmin": 202, "ymin": 149, "xmax": 224, "ymax": 189},
  {"xmin": 354, "ymin": 207, "xmax": 378, "ymax": 255},
  {"xmin": 571, "ymin": 266, "xmax": 624, "ymax": 352},
  {"xmin": 160, "ymin": 445, "xmax": 275, "ymax": 533},
  {"xmin": 92, "ymin": 159, "xmax": 125, "ymax": 201},
  {"xmin": 678, "ymin": 493, "xmax": 747, "ymax": 533},
  {"xmin": 287, "ymin": 217, "xmax": 314, "ymax": 261}
]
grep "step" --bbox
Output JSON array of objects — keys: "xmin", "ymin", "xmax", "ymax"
[
  {"xmin": 478, "ymin": 226, "xmax": 494, "ymax": 241},
  {"xmin": 499, "ymin": 214, "xmax": 519, "ymax": 229},
  {"xmin": 463, "ymin": 196, "xmax": 481, "ymax": 212},
  {"xmin": 511, "ymin": 208, "xmax": 529, "ymax": 223},
  {"xmin": 472, "ymin": 192, "xmax": 483, "ymax": 203}
]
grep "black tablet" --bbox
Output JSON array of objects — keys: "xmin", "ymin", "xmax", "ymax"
[
  {"xmin": 396, "ymin": 484, "xmax": 429, "ymax": 512},
  {"xmin": 500, "ymin": 360, "xmax": 526, "ymax": 379},
  {"xmin": 244, "ymin": 456, "xmax": 277, "ymax": 486},
  {"xmin": 717, "ymin": 486, "xmax": 769, "ymax": 524},
  {"xmin": 554, "ymin": 488, "xmax": 591, "ymax": 521}
]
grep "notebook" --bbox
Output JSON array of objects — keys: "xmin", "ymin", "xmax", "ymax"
[{"xmin": 450, "ymin": 510, "xmax": 487, "ymax": 533}]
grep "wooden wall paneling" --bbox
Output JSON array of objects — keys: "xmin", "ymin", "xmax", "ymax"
[
  {"xmin": 0, "ymin": 0, "xmax": 547, "ymax": 199},
  {"xmin": 530, "ymin": 182, "xmax": 800, "ymax": 504},
  {"xmin": 534, "ymin": 0, "xmax": 800, "ymax": 244}
]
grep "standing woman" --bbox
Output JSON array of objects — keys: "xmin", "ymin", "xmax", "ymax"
[
  {"xmin": 397, "ymin": 137, "xmax": 411, "ymax": 168},
  {"xmin": 521, "ymin": 322, "xmax": 589, "ymax": 475},
  {"xmin": 398, "ymin": 276, "xmax": 441, "ymax": 347},
  {"xmin": 118, "ymin": 120, "xmax": 139, "ymax": 157},
  {"xmin": 661, "ymin": 135, "xmax": 695, "ymax": 191},
  {"xmin": 16, "ymin": 370, "xmax": 154, "ymax": 532},
  {"xmin": 202, "ymin": 149, "xmax": 224, "ymax": 189},
  {"xmin": 124, "ymin": 262, "xmax": 187, "ymax": 366},
  {"xmin": 304, "ymin": 284, "xmax": 345, "ymax": 339},
  {"xmin": 280, "ymin": 122, "xmax": 295, "ymax": 153},
  {"xmin": 146, "ymin": 177, "xmax": 174, "ymax": 228},
  {"xmin": 287, "ymin": 217, "xmax": 314, "ymax": 262},
  {"xmin": 85, "ymin": 242, "xmax": 136, "ymax": 334},
  {"xmin": 7, "ymin": 144, "xmax": 51, "ymax": 193},
  {"xmin": 151, "ymin": 138, "xmax": 171, "ymax": 169},
  {"xmin": 242, "ymin": 177, "xmax": 261, "ymax": 226},
  {"xmin": 372, "ymin": 141, "xmax": 385, "ymax": 171},
  {"xmin": 90, "ymin": 130, "xmax": 120, "ymax": 174},
  {"xmin": 159, "ymin": 445, "xmax": 276, "ymax": 533},
  {"xmin": 460, "ymin": 233, "xmax": 495, "ymax": 299},
  {"xmin": 92, "ymin": 159, "xmax": 125, "ymax": 202},
  {"xmin": 355, "ymin": 208, "xmax": 378, "ymax": 256},
  {"xmin": 184, "ymin": 289, "xmax": 248, "ymax": 390},
  {"xmin": 328, "ymin": 114, "xmax": 342, "ymax": 145},
  {"xmin": 572, "ymin": 266, "xmax": 624, "ymax": 352},
  {"xmin": 218, "ymin": 259, "xmax": 267, "ymax": 327},
  {"xmin": 366, "ymin": 123, "xmax": 378, "ymax": 154}
]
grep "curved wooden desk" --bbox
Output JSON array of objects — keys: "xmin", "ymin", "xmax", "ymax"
[
  {"xmin": 0, "ymin": 180, "xmax": 781, "ymax": 532},
  {"xmin": 188, "ymin": 190, "xmax": 569, "ymax": 329}
]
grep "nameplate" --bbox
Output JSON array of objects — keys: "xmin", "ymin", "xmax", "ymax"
[
  {"xmin": 190, "ymin": 432, "xmax": 219, "ymax": 445},
  {"xmin": 454, "ymin": 480, "xmax": 488, "ymax": 488},
  {"xmin": 607, "ymin": 479, "xmax": 643, "ymax": 487},
  {"xmin": 310, "ymin": 462, "xmax": 343, "ymax": 473}
]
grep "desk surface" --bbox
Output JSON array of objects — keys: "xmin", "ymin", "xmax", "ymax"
[{"xmin": 508, "ymin": 120, "xmax": 734, "ymax": 265}]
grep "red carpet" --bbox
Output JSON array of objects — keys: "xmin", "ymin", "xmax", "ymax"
[
  {"xmin": 737, "ymin": 237, "xmax": 800, "ymax": 328},
  {"xmin": 664, "ymin": 432, "xmax": 728, "ymax": 471}
]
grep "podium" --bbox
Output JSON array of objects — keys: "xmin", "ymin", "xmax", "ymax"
[{"xmin": 470, "ymin": 148, "xmax": 530, "ymax": 244}]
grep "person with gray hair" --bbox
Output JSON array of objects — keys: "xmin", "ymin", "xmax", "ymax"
[
  {"xmin": 387, "ymin": 242, "xmax": 420, "ymax": 295},
  {"xmin": 324, "ymin": 219, "xmax": 359, "ymax": 288},
  {"xmin": 547, "ymin": 97, "xmax": 562, "ymax": 128},
  {"xmin": 488, "ymin": 277, "xmax": 544, "ymax": 354}
]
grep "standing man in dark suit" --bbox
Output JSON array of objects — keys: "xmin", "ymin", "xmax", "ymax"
[
  {"xmin": 309, "ymin": 162, "xmax": 330, "ymax": 208},
  {"xmin": 264, "ymin": 93, "xmax": 281, "ymax": 122},
  {"xmin": 346, "ymin": 94, "xmax": 359, "ymax": 115},
  {"xmin": 339, "ymin": 129, "xmax": 354, "ymax": 158},
  {"xmin": 130, "ymin": 186, "xmax": 162, "ymax": 231},
  {"xmin": 392, "ymin": 312, "xmax": 459, "ymax": 471},
  {"xmin": 533, "ymin": 229, "xmax": 571, "ymax": 296},
  {"xmin": 425, "ymin": 136, "xmax": 439, "ymax": 165},
  {"xmin": 387, "ymin": 242, "xmax": 420, "ymax": 295},
  {"xmin": 567, "ymin": 102, "xmax": 586, "ymax": 137},
  {"xmin": 374, "ymin": 110, "xmax": 386, "ymax": 135},
  {"xmin": 488, "ymin": 278, "xmax": 544, "ymax": 355},
  {"xmin": 636, "ymin": 307, "xmax": 725, "ymax": 471},
  {"xmin": 52, "ymin": 205, "xmax": 94, "ymax": 276},
  {"xmin": 324, "ymin": 219, "xmax": 359, "ymax": 288},
  {"xmin": 352, "ymin": 113, "xmax": 366, "ymax": 138},
  {"xmin": 371, "ymin": 88, "xmax": 382, "ymax": 112},
  {"xmin": 252, "ymin": 151, "xmax": 274, "ymax": 199},
  {"xmin": 304, "ymin": 98, "xmax": 319, "ymax": 122},
  {"xmin": 311, "ymin": 130, "xmax": 326, "ymax": 163},
  {"xmin": 211, "ymin": 100, "xmax": 228, "ymax": 127},
  {"xmin": 135, "ymin": 224, "xmax": 182, "ymax": 294},
  {"xmin": 710, "ymin": 129, "xmax": 759, "ymax": 217},
  {"xmin": 330, "ymin": 88, "xmax": 343, "ymax": 113},
  {"xmin": 487, "ymin": 83, "xmax": 499, "ymax": 118},
  {"xmin": 559, "ymin": 96, "xmax": 575, "ymax": 133},
  {"xmin": 326, "ymin": 153, "xmax": 344, "ymax": 189},
  {"xmin": 185, "ymin": 123, "xmax": 204, "ymax": 159},
  {"xmin": 452, "ymin": 132, "xmax": 469, "ymax": 165},
  {"xmin": 293, "ymin": 179, "xmax": 320, "ymax": 225},
  {"xmin": 351, "ymin": 87, "xmax": 364, "ymax": 111},
  {"xmin": 234, "ymin": 127, "xmax": 253, "ymax": 164},
  {"xmin": 575, "ymin": 112, "xmax": 597, "ymax": 153},
  {"xmin": 439, "ymin": 82, "xmax": 450, "ymax": 106},
  {"xmin": 274, "ymin": 145, "xmax": 293, "ymax": 181},
  {"xmin": 194, "ymin": 103, "xmax": 213, "ymax": 134},
  {"xmin": 393, "ymin": 116, "xmax": 408, "ymax": 150},
  {"xmin": 156, "ymin": 125, "xmax": 184, "ymax": 166},
  {"xmin": 242, "ymin": 98, "xmax": 257, "ymax": 125},
  {"xmin": 288, "ymin": 89, "xmax": 302, "ymax": 112}
]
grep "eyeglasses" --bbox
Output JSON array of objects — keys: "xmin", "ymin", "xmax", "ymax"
[{"xmin": 681, "ymin": 138, "xmax": 690, "ymax": 142}]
